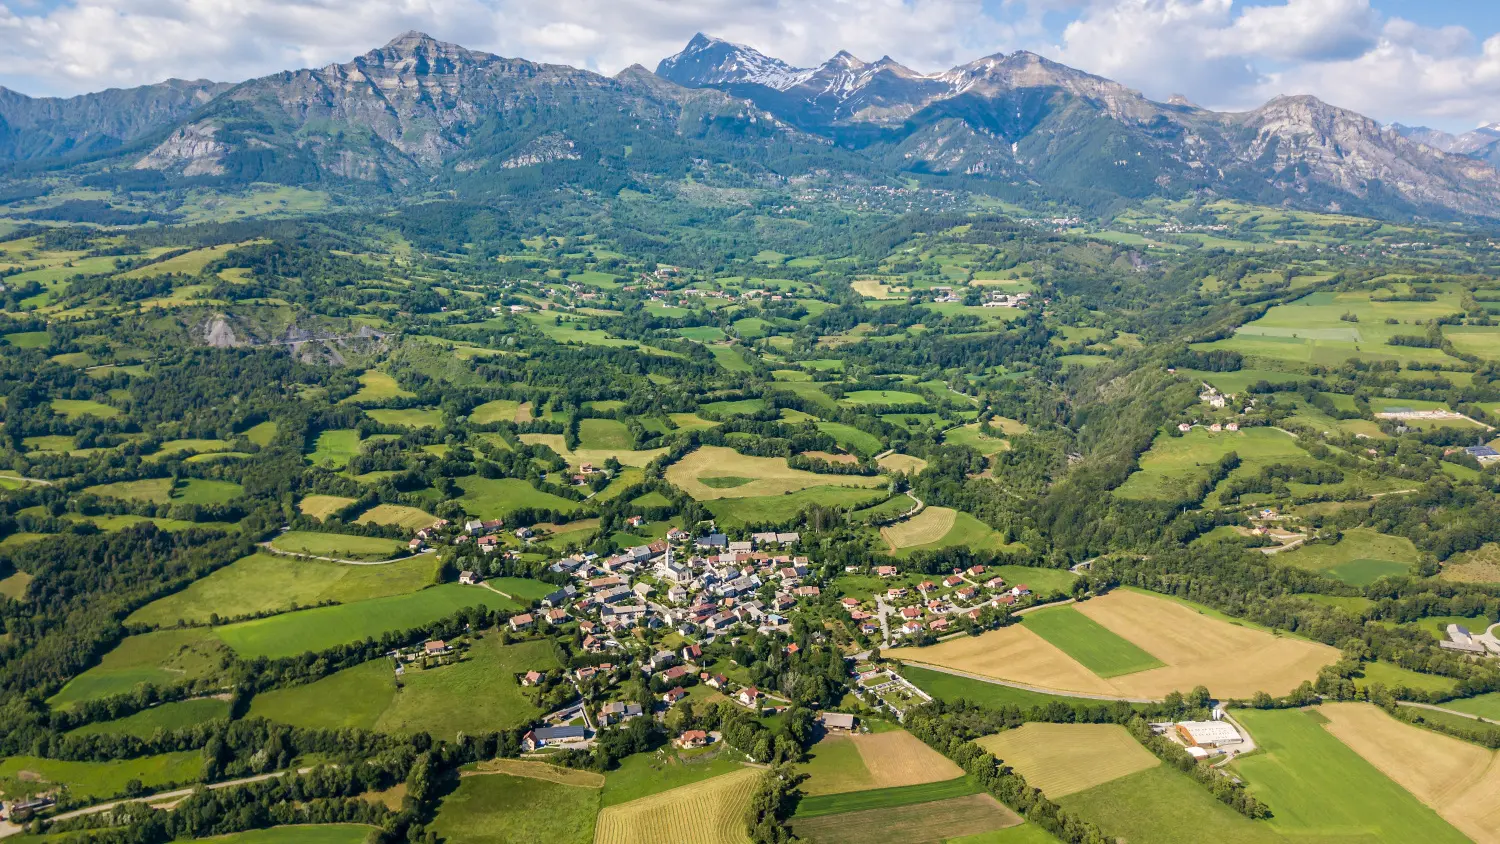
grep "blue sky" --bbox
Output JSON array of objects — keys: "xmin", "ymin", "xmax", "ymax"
[{"xmin": 1, "ymin": 0, "xmax": 1498, "ymax": 131}]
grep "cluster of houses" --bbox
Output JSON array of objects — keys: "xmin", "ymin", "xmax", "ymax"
[
  {"xmin": 848, "ymin": 563, "xmax": 1034, "ymax": 642},
  {"xmin": 982, "ymin": 290, "xmax": 1031, "ymax": 308},
  {"xmin": 851, "ymin": 664, "xmax": 931, "ymax": 721},
  {"xmin": 1442, "ymin": 623, "xmax": 1500, "ymax": 657}
]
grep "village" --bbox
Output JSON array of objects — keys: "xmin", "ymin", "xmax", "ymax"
[{"xmin": 378, "ymin": 517, "xmax": 1052, "ymax": 756}]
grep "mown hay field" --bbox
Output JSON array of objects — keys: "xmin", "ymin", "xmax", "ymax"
[
  {"xmin": 895, "ymin": 589, "xmax": 1338, "ymax": 699},
  {"xmin": 666, "ymin": 446, "xmax": 884, "ymax": 500},
  {"xmin": 876, "ymin": 453, "xmax": 927, "ymax": 474},
  {"xmin": 882, "ymin": 506, "xmax": 955, "ymax": 548},
  {"xmin": 365, "ymin": 407, "xmax": 443, "ymax": 428},
  {"xmin": 848, "ymin": 730, "xmax": 963, "ymax": 789},
  {"xmin": 298, "ymin": 494, "xmax": 356, "ymax": 520},
  {"xmin": 468, "ymin": 399, "xmax": 522, "ymax": 424},
  {"xmin": 466, "ymin": 758, "xmax": 605, "ymax": 788},
  {"xmin": 355, "ymin": 503, "xmax": 438, "ymax": 530},
  {"xmin": 518, "ymin": 433, "xmax": 667, "ymax": 471},
  {"xmin": 1073, "ymin": 589, "xmax": 1340, "ymax": 699},
  {"xmin": 341, "ymin": 370, "xmax": 414, "ymax": 404},
  {"xmin": 68, "ymin": 698, "xmax": 229, "ymax": 739},
  {"xmin": 48, "ymin": 628, "xmax": 228, "ymax": 707},
  {"xmin": 791, "ymin": 794, "xmax": 1019, "ymax": 844},
  {"xmin": 1320, "ymin": 702, "xmax": 1500, "ymax": 844},
  {"xmin": 594, "ymin": 767, "xmax": 760, "ymax": 844},
  {"xmin": 975, "ymin": 723, "xmax": 1160, "ymax": 798}
]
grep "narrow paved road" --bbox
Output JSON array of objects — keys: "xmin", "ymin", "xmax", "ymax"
[
  {"xmin": 0, "ymin": 768, "xmax": 315, "ymax": 838},
  {"xmin": 257, "ymin": 542, "xmax": 428, "ymax": 566},
  {"xmin": 0, "ymin": 474, "xmax": 54, "ymax": 487},
  {"xmin": 891, "ymin": 660, "xmax": 1162, "ymax": 704},
  {"xmin": 1397, "ymin": 701, "xmax": 1493, "ymax": 722}
]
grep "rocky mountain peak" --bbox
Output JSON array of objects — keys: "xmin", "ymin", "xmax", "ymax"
[{"xmin": 656, "ymin": 32, "xmax": 811, "ymax": 90}]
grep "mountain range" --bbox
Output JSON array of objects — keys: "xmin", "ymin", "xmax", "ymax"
[{"xmin": 4, "ymin": 30, "xmax": 1500, "ymax": 220}]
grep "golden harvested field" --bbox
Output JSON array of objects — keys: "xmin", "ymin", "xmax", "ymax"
[
  {"xmin": 851, "ymin": 279, "xmax": 903, "ymax": 299},
  {"xmin": 465, "ymin": 758, "xmax": 605, "ymax": 788},
  {"xmin": 975, "ymin": 723, "xmax": 1160, "ymax": 798},
  {"xmin": 894, "ymin": 590, "xmax": 1338, "ymax": 699},
  {"xmin": 1073, "ymin": 589, "xmax": 1340, "ymax": 699},
  {"xmin": 852, "ymin": 731, "xmax": 964, "ymax": 788},
  {"xmin": 517, "ymin": 433, "xmax": 666, "ymax": 469},
  {"xmin": 890, "ymin": 624, "xmax": 1120, "ymax": 696},
  {"xmin": 665, "ymin": 446, "xmax": 884, "ymax": 500},
  {"xmin": 804, "ymin": 450, "xmax": 859, "ymax": 464},
  {"xmin": 881, "ymin": 507, "xmax": 956, "ymax": 550},
  {"xmin": 1441, "ymin": 543, "xmax": 1500, "ymax": 584},
  {"xmin": 298, "ymin": 495, "xmax": 356, "ymax": 520},
  {"xmin": 791, "ymin": 794, "xmax": 1019, "ymax": 844},
  {"xmin": 1322, "ymin": 702, "xmax": 1500, "ymax": 844},
  {"xmin": 876, "ymin": 453, "xmax": 928, "ymax": 474},
  {"xmin": 594, "ymin": 767, "xmax": 759, "ymax": 844},
  {"xmin": 355, "ymin": 504, "xmax": 438, "ymax": 530}
]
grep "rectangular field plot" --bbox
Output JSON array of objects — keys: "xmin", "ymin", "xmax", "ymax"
[
  {"xmin": 595, "ymin": 767, "xmax": 761, "ymax": 844},
  {"xmin": 1020, "ymin": 605, "xmax": 1165, "ymax": 677},
  {"xmin": 1231, "ymin": 706, "xmax": 1472, "ymax": 843},
  {"xmin": 213, "ymin": 585, "xmax": 521, "ymax": 659},
  {"xmin": 976, "ymin": 723, "xmax": 1159, "ymax": 798},
  {"xmin": 795, "ymin": 777, "xmax": 980, "ymax": 819},
  {"xmin": 48, "ymin": 628, "xmax": 229, "ymax": 707},
  {"xmin": 1278, "ymin": 528, "xmax": 1420, "ymax": 586},
  {"xmin": 792, "ymin": 794, "xmax": 1020, "ymax": 844},
  {"xmin": 1059, "ymin": 766, "xmax": 1283, "ymax": 844},
  {"xmin": 666, "ymin": 446, "xmax": 884, "ymax": 500},
  {"xmin": 269, "ymin": 531, "xmax": 407, "ymax": 561},
  {"xmin": 432, "ymin": 772, "xmax": 598, "ymax": 844}
]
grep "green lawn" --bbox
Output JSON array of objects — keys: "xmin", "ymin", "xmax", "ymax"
[
  {"xmin": 344, "ymin": 370, "xmax": 414, "ymax": 404},
  {"xmin": 128, "ymin": 553, "xmax": 435, "ymax": 626},
  {"xmin": 213, "ymin": 585, "xmax": 521, "ymax": 659},
  {"xmin": 1229, "ymin": 707, "xmax": 1469, "ymax": 843},
  {"xmin": 709, "ymin": 344, "xmax": 754, "ymax": 372},
  {"xmin": 707, "ymin": 486, "xmax": 886, "ymax": 530},
  {"xmin": 1353, "ymin": 661, "xmax": 1457, "ymax": 695},
  {"xmin": 1114, "ymin": 427, "xmax": 1306, "ymax": 502},
  {"xmin": 678, "ymin": 326, "xmax": 727, "ymax": 342},
  {"xmin": 269, "ymin": 532, "xmax": 407, "ymax": 561},
  {"xmin": 793, "ymin": 777, "xmax": 978, "ymax": 818},
  {"xmin": 48, "ymin": 628, "xmax": 228, "ymax": 707},
  {"xmin": 455, "ymin": 476, "xmax": 582, "ymax": 520},
  {"xmin": 948, "ymin": 824, "xmax": 1063, "ymax": 844},
  {"xmin": 172, "ymin": 479, "xmax": 244, "ymax": 505},
  {"xmin": 887, "ymin": 509, "xmax": 1020, "ymax": 559},
  {"xmin": 701, "ymin": 398, "xmax": 766, "ymax": 417},
  {"xmin": 432, "ymin": 773, "xmax": 598, "ymax": 844},
  {"xmin": 244, "ymin": 421, "xmax": 279, "ymax": 447},
  {"xmin": 1020, "ymin": 605, "xmax": 1165, "ymax": 677},
  {"xmin": 67, "ymin": 698, "xmax": 229, "ymax": 738}
]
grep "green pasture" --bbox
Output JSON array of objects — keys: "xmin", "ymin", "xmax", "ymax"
[
  {"xmin": 470, "ymin": 399, "xmax": 522, "ymax": 424},
  {"xmin": 48, "ymin": 628, "xmax": 228, "ymax": 707},
  {"xmin": 900, "ymin": 665, "xmax": 1127, "ymax": 712},
  {"xmin": 213, "ymin": 585, "xmax": 521, "ymax": 659},
  {"xmin": 1278, "ymin": 529, "xmax": 1420, "ymax": 585},
  {"xmin": 794, "ymin": 777, "xmax": 979, "ymax": 818},
  {"xmin": 1441, "ymin": 692, "xmax": 1500, "ymax": 720},
  {"xmin": 307, "ymin": 429, "xmax": 362, "ymax": 468},
  {"xmin": 1229, "ymin": 707, "xmax": 1469, "ymax": 843},
  {"xmin": 51, "ymin": 399, "xmax": 119, "ymax": 420},
  {"xmin": 432, "ymin": 773, "xmax": 597, "ymax": 844},
  {"xmin": 840, "ymin": 390, "xmax": 926, "ymax": 407},
  {"xmin": 1021, "ymin": 605, "xmax": 1165, "ymax": 677},
  {"xmin": 68, "ymin": 698, "xmax": 229, "ymax": 738},
  {"xmin": 375, "ymin": 637, "xmax": 557, "ymax": 738},
  {"xmin": 707, "ymin": 486, "xmax": 886, "ymax": 530},
  {"xmin": 1059, "ymin": 766, "xmax": 1282, "ymax": 844},
  {"xmin": 0, "ymin": 752, "xmax": 201, "ymax": 802},
  {"xmin": 343, "ymin": 370, "xmax": 413, "ymax": 404},
  {"xmin": 366, "ymin": 407, "xmax": 444, "ymax": 428},
  {"xmin": 816, "ymin": 422, "xmax": 883, "ymax": 456},
  {"xmin": 1353, "ymin": 661, "xmax": 1456, "ymax": 695},
  {"xmin": 579, "ymin": 418, "xmax": 633, "ymax": 449},
  {"xmin": 886, "ymin": 509, "xmax": 1019, "ymax": 558},
  {"xmin": 455, "ymin": 476, "xmax": 582, "ymax": 520},
  {"xmin": 1113, "ymin": 427, "xmax": 1305, "ymax": 502},
  {"xmin": 600, "ymin": 752, "xmax": 750, "ymax": 807},
  {"xmin": 269, "ymin": 531, "xmax": 407, "ymax": 561},
  {"xmin": 128, "ymin": 552, "xmax": 434, "ymax": 626}
]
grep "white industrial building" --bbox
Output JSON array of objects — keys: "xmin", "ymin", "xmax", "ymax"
[{"xmin": 1175, "ymin": 720, "xmax": 1243, "ymax": 749}]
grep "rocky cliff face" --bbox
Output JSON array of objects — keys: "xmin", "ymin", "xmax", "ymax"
[
  {"xmin": 0, "ymin": 78, "xmax": 229, "ymax": 162},
  {"xmin": 134, "ymin": 32, "xmax": 799, "ymax": 187}
]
